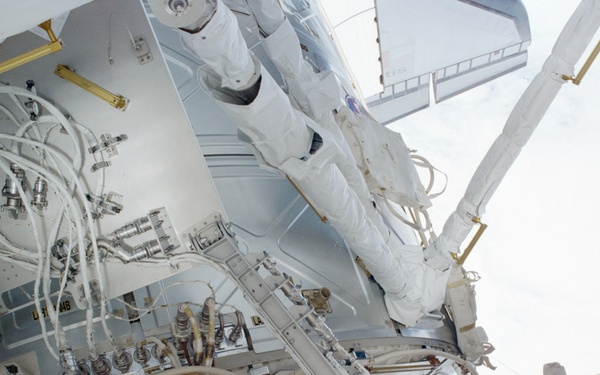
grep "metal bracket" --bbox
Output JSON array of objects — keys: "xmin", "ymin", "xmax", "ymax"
[
  {"xmin": 91, "ymin": 161, "xmax": 111, "ymax": 173},
  {"xmin": 147, "ymin": 207, "xmax": 180, "ymax": 254},
  {"xmin": 183, "ymin": 213, "xmax": 226, "ymax": 252},
  {"xmin": 563, "ymin": 40, "xmax": 600, "ymax": 85},
  {"xmin": 133, "ymin": 36, "xmax": 153, "ymax": 65},
  {"xmin": 457, "ymin": 217, "xmax": 488, "ymax": 266},
  {"xmin": 302, "ymin": 288, "xmax": 333, "ymax": 314},
  {"xmin": 354, "ymin": 256, "xmax": 372, "ymax": 278},
  {"xmin": 0, "ymin": 20, "xmax": 63, "ymax": 74},
  {"xmin": 86, "ymin": 191, "xmax": 123, "ymax": 216},
  {"xmin": 88, "ymin": 133, "xmax": 128, "ymax": 156},
  {"xmin": 182, "ymin": 218, "xmax": 354, "ymax": 375}
]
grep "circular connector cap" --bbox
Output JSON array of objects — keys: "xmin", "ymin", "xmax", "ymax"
[{"xmin": 148, "ymin": 0, "xmax": 206, "ymax": 28}]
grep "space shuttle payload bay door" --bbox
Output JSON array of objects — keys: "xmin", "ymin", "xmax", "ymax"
[
  {"xmin": 370, "ymin": 0, "xmax": 531, "ymax": 124},
  {"xmin": 320, "ymin": 0, "xmax": 531, "ymax": 125}
]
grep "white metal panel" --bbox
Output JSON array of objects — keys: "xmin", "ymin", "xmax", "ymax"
[
  {"xmin": 317, "ymin": 0, "xmax": 382, "ymax": 98},
  {"xmin": 376, "ymin": 0, "xmax": 523, "ymax": 87}
]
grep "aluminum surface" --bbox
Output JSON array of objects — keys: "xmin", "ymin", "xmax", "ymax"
[{"xmin": 0, "ymin": 0, "xmax": 464, "ymax": 372}]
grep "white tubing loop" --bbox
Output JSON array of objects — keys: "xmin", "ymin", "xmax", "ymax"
[
  {"xmin": 0, "ymin": 86, "xmax": 83, "ymax": 172},
  {"xmin": 381, "ymin": 192, "xmax": 431, "ymax": 233},
  {"xmin": 0, "ymin": 132, "xmax": 117, "ymax": 353},
  {"xmin": 0, "ymin": 150, "xmax": 97, "ymax": 356},
  {"xmin": 0, "ymin": 157, "xmax": 59, "ymax": 359},
  {"xmin": 410, "ymin": 154, "xmax": 447, "ymax": 199}
]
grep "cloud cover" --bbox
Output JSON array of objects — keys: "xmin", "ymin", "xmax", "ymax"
[{"xmin": 392, "ymin": 1, "xmax": 600, "ymax": 374}]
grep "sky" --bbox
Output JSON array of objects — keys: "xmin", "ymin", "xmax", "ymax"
[{"xmin": 390, "ymin": 1, "xmax": 600, "ymax": 374}]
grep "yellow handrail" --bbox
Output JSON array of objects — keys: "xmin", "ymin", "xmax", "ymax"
[
  {"xmin": 563, "ymin": 39, "xmax": 600, "ymax": 85},
  {"xmin": 0, "ymin": 20, "xmax": 63, "ymax": 75},
  {"xmin": 54, "ymin": 64, "xmax": 129, "ymax": 110},
  {"xmin": 457, "ymin": 217, "xmax": 488, "ymax": 266}
]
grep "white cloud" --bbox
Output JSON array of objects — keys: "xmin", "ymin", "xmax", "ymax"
[{"xmin": 391, "ymin": 0, "xmax": 600, "ymax": 373}]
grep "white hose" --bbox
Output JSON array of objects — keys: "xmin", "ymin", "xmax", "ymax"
[
  {"xmin": 0, "ymin": 86, "xmax": 115, "ymax": 355},
  {"xmin": 153, "ymin": 339, "xmax": 181, "ymax": 368},
  {"xmin": 373, "ymin": 348, "xmax": 478, "ymax": 374},
  {"xmin": 178, "ymin": 303, "xmax": 203, "ymax": 365},
  {"xmin": 40, "ymin": 161, "xmax": 74, "ymax": 351},
  {"xmin": 0, "ymin": 158, "xmax": 58, "ymax": 359},
  {"xmin": 43, "ymin": 214, "xmax": 69, "ymax": 349},
  {"xmin": 11, "ymin": 116, "xmax": 65, "ymax": 183},
  {"xmin": 145, "ymin": 336, "xmax": 166, "ymax": 353},
  {"xmin": 0, "ymin": 150, "xmax": 97, "ymax": 356},
  {"xmin": 203, "ymin": 298, "xmax": 215, "ymax": 367},
  {"xmin": 165, "ymin": 340, "xmax": 181, "ymax": 368},
  {"xmin": 54, "ymin": 207, "xmax": 75, "ymax": 341},
  {"xmin": 381, "ymin": 192, "xmax": 431, "ymax": 233},
  {"xmin": 0, "ymin": 252, "xmax": 38, "ymax": 269},
  {"xmin": 12, "ymin": 115, "xmax": 53, "ymax": 153},
  {"xmin": 0, "ymin": 103, "xmax": 21, "ymax": 128},
  {"xmin": 147, "ymin": 337, "xmax": 181, "ymax": 369},
  {"xmin": 0, "ymin": 134, "xmax": 117, "ymax": 351},
  {"xmin": 0, "ymin": 232, "xmax": 37, "ymax": 259},
  {"xmin": 0, "ymin": 86, "xmax": 83, "ymax": 172},
  {"xmin": 7, "ymin": 93, "xmax": 29, "ymax": 117}
]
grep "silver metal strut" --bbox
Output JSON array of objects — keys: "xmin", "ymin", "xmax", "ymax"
[{"xmin": 183, "ymin": 218, "xmax": 368, "ymax": 375}]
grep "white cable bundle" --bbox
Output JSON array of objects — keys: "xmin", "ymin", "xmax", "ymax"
[{"xmin": 0, "ymin": 86, "xmax": 115, "ymax": 358}]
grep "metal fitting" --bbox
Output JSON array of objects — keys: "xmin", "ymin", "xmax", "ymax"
[
  {"xmin": 133, "ymin": 342, "xmax": 150, "ymax": 366},
  {"xmin": 1, "ymin": 163, "xmax": 26, "ymax": 214},
  {"xmin": 59, "ymin": 347, "xmax": 81, "ymax": 375},
  {"xmin": 90, "ymin": 355, "xmax": 111, "ymax": 375},
  {"xmin": 305, "ymin": 312, "xmax": 337, "ymax": 347},
  {"xmin": 129, "ymin": 240, "xmax": 161, "ymax": 262},
  {"xmin": 171, "ymin": 305, "xmax": 192, "ymax": 341},
  {"xmin": 280, "ymin": 278, "xmax": 306, "ymax": 305},
  {"xmin": 31, "ymin": 177, "xmax": 48, "ymax": 208},
  {"xmin": 215, "ymin": 313, "xmax": 225, "ymax": 346},
  {"xmin": 112, "ymin": 216, "xmax": 153, "ymax": 240},
  {"xmin": 112, "ymin": 350, "xmax": 133, "ymax": 373},
  {"xmin": 228, "ymin": 310, "xmax": 244, "ymax": 343}
]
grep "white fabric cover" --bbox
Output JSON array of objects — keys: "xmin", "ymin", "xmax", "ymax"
[
  {"xmin": 335, "ymin": 106, "xmax": 432, "ymax": 209},
  {"xmin": 178, "ymin": 0, "xmax": 451, "ymax": 326},
  {"xmin": 184, "ymin": 0, "xmax": 412, "ymax": 303},
  {"xmin": 259, "ymin": 18, "xmax": 394, "ymax": 243},
  {"xmin": 244, "ymin": 0, "xmax": 285, "ymax": 36},
  {"xmin": 425, "ymin": 0, "xmax": 600, "ymax": 269},
  {"xmin": 201, "ymin": 64, "xmax": 313, "ymax": 167},
  {"xmin": 180, "ymin": 0, "xmax": 258, "ymax": 91},
  {"xmin": 261, "ymin": 19, "xmax": 324, "ymax": 116},
  {"xmin": 224, "ymin": 79, "xmax": 428, "ymax": 323},
  {"xmin": 261, "ymin": 19, "xmax": 344, "ymax": 126},
  {"xmin": 445, "ymin": 264, "xmax": 488, "ymax": 363}
]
